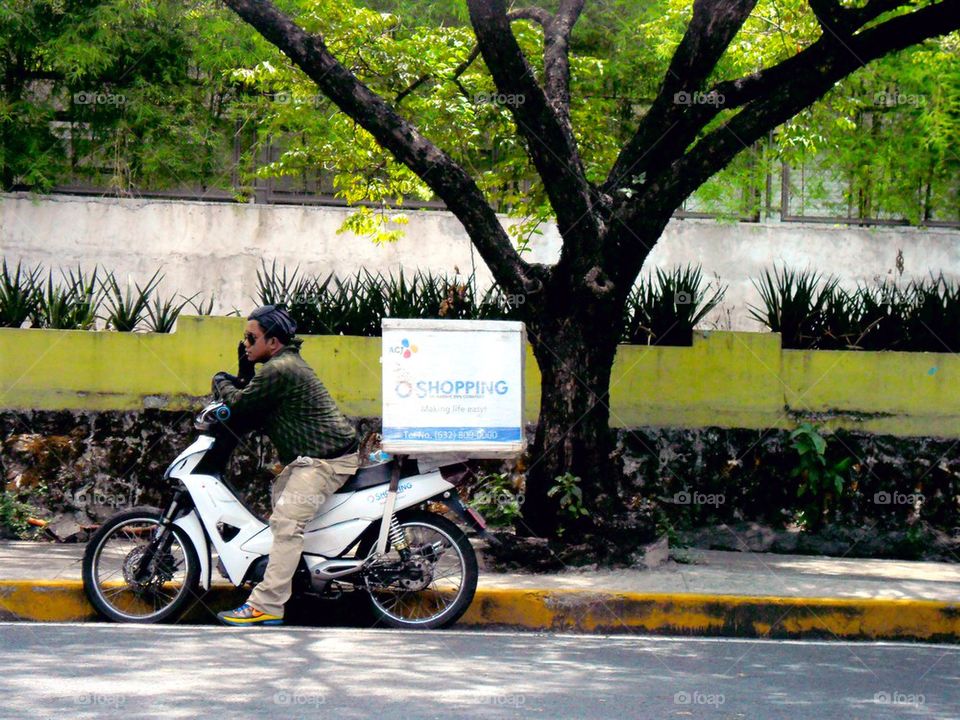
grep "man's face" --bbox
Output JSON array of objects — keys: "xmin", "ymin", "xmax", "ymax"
[{"xmin": 243, "ymin": 319, "xmax": 282, "ymax": 363}]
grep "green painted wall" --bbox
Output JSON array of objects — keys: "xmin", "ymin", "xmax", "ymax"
[{"xmin": 2, "ymin": 317, "xmax": 958, "ymax": 438}]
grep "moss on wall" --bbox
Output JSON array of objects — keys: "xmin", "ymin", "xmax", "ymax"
[{"xmin": 3, "ymin": 319, "xmax": 959, "ymax": 438}]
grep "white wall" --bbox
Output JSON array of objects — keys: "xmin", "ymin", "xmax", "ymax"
[{"xmin": 2, "ymin": 192, "xmax": 959, "ymax": 330}]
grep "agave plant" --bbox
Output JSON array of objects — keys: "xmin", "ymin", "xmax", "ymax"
[
  {"xmin": 309, "ymin": 271, "xmax": 381, "ymax": 336},
  {"xmin": 819, "ymin": 285, "xmax": 863, "ymax": 350},
  {"xmin": 101, "ymin": 270, "xmax": 163, "ymax": 332},
  {"xmin": 854, "ymin": 281, "xmax": 912, "ymax": 351},
  {"xmin": 255, "ymin": 259, "xmax": 303, "ymax": 307},
  {"xmin": 903, "ymin": 274, "xmax": 960, "ymax": 353},
  {"xmin": 622, "ymin": 277, "xmax": 657, "ymax": 344},
  {"xmin": 145, "ymin": 292, "xmax": 199, "ymax": 333},
  {"xmin": 186, "ymin": 294, "xmax": 216, "ymax": 316},
  {"xmin": 624, "ymin": 265, "xmax": 726, "ymax": 346},
  {"xmin": 381, "ymin": 267, "xmax": 425, "ymax": 320},
  {"xmin": 0, "ymin": 260, "xmax": 40, "ymax": 327},
  {"xmin": 476, "ymin": 282, "xmax": 522, "ymax": 320},
  {"xmin": 748, "ymin": 267, "xmax": 836, "ymax": 349},
  {"xmin": 284, "ymin": 275, "xmax": 323, "ymax": 335},
  {"xmin": 32, "ymin": 266, "xmax": 102, "ymax": 330}
]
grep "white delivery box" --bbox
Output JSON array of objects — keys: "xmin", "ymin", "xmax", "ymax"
[{"xmin": 381, "ymin": 318, "xmax": 526, "ymax": 457}]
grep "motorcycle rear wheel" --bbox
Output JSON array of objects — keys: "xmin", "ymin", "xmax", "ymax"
[
  {"xmin": 358, "ymin": 510, "xmax": 478, "ymax": 630},
  {"xmin": 82, "ymin": 507, "xmax": 200, "ymax": 623}
]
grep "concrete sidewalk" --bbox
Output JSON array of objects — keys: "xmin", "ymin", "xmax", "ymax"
[{"xmin": 2, "ymin": 540, "xmax": 958, "ymax": 641}]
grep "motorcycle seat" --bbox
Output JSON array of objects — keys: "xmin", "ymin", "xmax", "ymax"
[
  {"xmin": 335, "ymin": 458, "xmax": 421, "ymax": 494},
  {"xmin": 335, "ymin": 462, "xmax": 392, "ymax": 494}
]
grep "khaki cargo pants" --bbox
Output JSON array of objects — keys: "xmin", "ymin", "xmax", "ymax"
[{"xmin": 247, "ymin": 451, "xmax": 360, "ymax": 617}]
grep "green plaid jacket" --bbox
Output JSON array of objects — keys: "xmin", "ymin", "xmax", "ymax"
[{"xmin": 212, "ymin": 344, "xmax": 357, "ymax": 464}]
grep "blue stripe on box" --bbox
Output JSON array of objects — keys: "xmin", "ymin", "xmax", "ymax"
[{"xmin": 382, "ymin": 427, "xmax": 522, "ymax": 442}]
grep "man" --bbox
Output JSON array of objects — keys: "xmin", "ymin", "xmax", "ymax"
[{"xmin": 213, "ymin": 304, "xmax": 359, "ymax": 626}]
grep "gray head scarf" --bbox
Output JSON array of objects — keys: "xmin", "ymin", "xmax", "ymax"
[{"xmin": 248, "ymin": 304, "xmax": 298, "ymax": 345}]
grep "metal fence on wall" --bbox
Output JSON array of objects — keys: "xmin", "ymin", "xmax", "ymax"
[{"xmin": 44, "ymin": 140, "xmax": 960, "ymax": 229}]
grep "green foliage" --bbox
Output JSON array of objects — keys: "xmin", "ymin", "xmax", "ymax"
[
  {"xmin": 468, "ymin": 472, "xmax": 523, "ymax": 527},
  {"xmin": 0, "ymin": 260, "xmax": 40, "ymax": 327},
  {"xmin": 32, "ymin": 266, "xmax": 102, "ymax": 330},
  {"xmin": 186, "ymin": 294, "xmax": 217, "ymax": 316},
  {"xmin": 906, "ymin": 274, "xmax": 960, "ymax": 353},
  {"xmin": 0, "ymin": 490, "xmax": 35, "ymax": 539},
  {"xmin": 789, "ymin": 422, "xmax": 853, "ymax": 530},
  {"xmin": 547, "ymin": 472, "xmax": 589, "ymax": 525},
  {"xmin": 749, "ymin": 267, "xmax": 837, "ymax": 349},
  {"xmin": 855, "ymin": 281, "xmax": 912, "ymax": 351},
  {"xmin": 1, "ymin": 0, "xmax": 954, "ymax": 227},
  {"xmin": 253, "ymin": 260, "xmax": 519, "ymax": 336},
  {"xmin": 101, "ymin": 269, "xmax": 163, "ymax": 332},
  {"xmin": 623, "ymin": 265, "xmax": 726, "ymax": 345},
  {"xmin": 781, "ymin": 37, "xmax": 960, "ymax": 224},
  {"xmin": 145, "ymin": 291, "xmax": 198, "ymax": 333},
  {"xmin": 751, "ymin": 268, "xmax": 960, "ymax": 352}
]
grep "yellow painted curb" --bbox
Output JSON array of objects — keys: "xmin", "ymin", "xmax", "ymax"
[
  {"xmin": 2, "ymin": 581, "xmax": 957, "ymax": 641},
  {"xmin": 461, "ymin": 590, "xmax": 960, "ymax": 641}
]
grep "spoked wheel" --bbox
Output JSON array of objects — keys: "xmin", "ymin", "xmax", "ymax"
[
  {"xmin": 82, "ymin": 507, "xmax": 200, "ymax": 623},
  {"xmin": 358, "ymin": 510, "xmax": 478, "ymax": 630}
]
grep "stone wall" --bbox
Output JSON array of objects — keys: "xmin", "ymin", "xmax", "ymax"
[{"xmin": 3, "ymin": 410, "xmax": 957, "ymax": 560}]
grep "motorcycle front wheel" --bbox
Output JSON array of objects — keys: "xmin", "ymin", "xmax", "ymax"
[
  {"xmin": 82, "ymin": 507, "xmax": 200, "ymax": 623},
  {"xmin": 358, "ymin": 510, "xmax": 478, "ymax": 630}
]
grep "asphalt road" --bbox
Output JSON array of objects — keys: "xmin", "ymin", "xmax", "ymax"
[{"xmin": 0, "ymin": 623, "xmax": 957, "ymax": 720}]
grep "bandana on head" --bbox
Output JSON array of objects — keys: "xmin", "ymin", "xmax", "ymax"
[{"xmin": 248, "ymin": 304, "xmax": 297, "ymax": 344}]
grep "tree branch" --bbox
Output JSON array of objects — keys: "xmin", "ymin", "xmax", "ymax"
[
  {"xmin": 617, "ymin": 0, "xmax": 960, "ymax": 244},
  {"xmin": 394, "ymin": 6, "xmax": 552, "ymax": 108},
  {"xmin": 467, "ymin": 0, "xmax": 599, "ymax": 247},
  {"xmin": 508, "ymin": 6, "xmax": 553, "ymax": 26},
  {"xmin": 603, "ymin": 0, "xmax": 759, "ymax": 195},
  {"xmin": 395, "ymin": 45, "xmax": 481, "ymax": 105},
  {"xmin": 809, "ymin": 0, "xmax": 913, "ymax": 34},
  {"xmin": 543, "ymin": 0, "xmax": 585, "ymax": 107},
  {"xmin": 628, "ymin": 2, "xmax": 906, "ymax": 139},
  {"xmin": 221, "ymin": 0, "xmax": 535, "ymax": 296}
]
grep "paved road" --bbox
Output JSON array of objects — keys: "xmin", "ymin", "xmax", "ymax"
[{"xmin": 0, "ymin": 624, "xmax": 957, "ymax": 720}]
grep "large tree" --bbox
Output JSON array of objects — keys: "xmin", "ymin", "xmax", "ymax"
[{"xmin": 218, "ymin": 0, "xmax": 960, "ymax": 538}]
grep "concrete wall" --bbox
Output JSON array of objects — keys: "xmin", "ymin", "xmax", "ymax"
[
  {"xmin": 2, "ymin": 193, "xmax": 960, "ymax": 330},
  {"xmin": 2, "ymin": 318, "xmax": 958, "ymax": 438}
]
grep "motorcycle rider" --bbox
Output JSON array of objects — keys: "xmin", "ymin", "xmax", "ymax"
[{"xmin": 212, "ymin": 304, "xmax": 359, "ymax": 626}]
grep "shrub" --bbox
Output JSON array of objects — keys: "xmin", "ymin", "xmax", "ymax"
[
  {"xmin": 0, "ymin": 260, "xmax": 40, "ymax": 328},
  {"xmin": 101, "ymin": 269, "xmax": 163, "ymax": 332},
  {"xmin": 623, "ymin": 265, "xmax": 725, "ymax": 345},
  {"xmin": 749, "ymin": 266, "xmax": 836, "ymax": 349}
]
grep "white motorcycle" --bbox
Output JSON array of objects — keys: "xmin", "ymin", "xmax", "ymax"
[{"xmin": 82, "ymin": 401, "xmax": 485, "ymax": 629}]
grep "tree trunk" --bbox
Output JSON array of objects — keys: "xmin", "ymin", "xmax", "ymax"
[{"xmin": 520, "ymin": 297, "xmax": 624, "ymax": 538}]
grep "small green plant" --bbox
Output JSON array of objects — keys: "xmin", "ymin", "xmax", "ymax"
[
  {"xmin": 855, "ymin": 281, "xmax": 911, "ymax": 351},
  {"xmin": 749, "ymin": 267, "xmax": 837, "ymax": 349},
  {"xmin": 255, "ymin": 259, "xmax": 305, "ymax": 307},
  {"xmin": 0, "ymin": 260, "xmax": 40, "ymax": 327},
  {"xmin": 789, "ymin": 422, "xmax": 853, "ymax": 531},
  {"xmin": 904, "ymin": 273, "xmax": 960, "ymax": 353},
  {"xmin": 186, "ymin": 294, "xmax": 217, "ymax": 316},
  {"xmin": 0, "ymin": 491, "xmax": 35, "ymax": 539},
  {"xmin": 476, "ymin": 282, "xmax": 523, "ymax": 321},
  {"xmin": 311, "ymin": 271, "xmax": 383, "ymax": 336},
  {"xmin": 145, "ymin": 292, "xmax": 198, "ymax": 333},
  {"xmin": 32, "ymin": 266, "xmax": 102, "ymax": 329},
  {"xmin": 548, "ymin": 472, "xmax": 589, "ymax": 526},
  {"xmin": 102, "ymin": 269, "xmax": 163, "ymax": 331},
  {"xmin": 469, "ymin": 472, "xmax": 524, "ymax": 526},
  {"xmin": 623, "ymin": 265, "xmax": 725, "ymax": 345}
]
